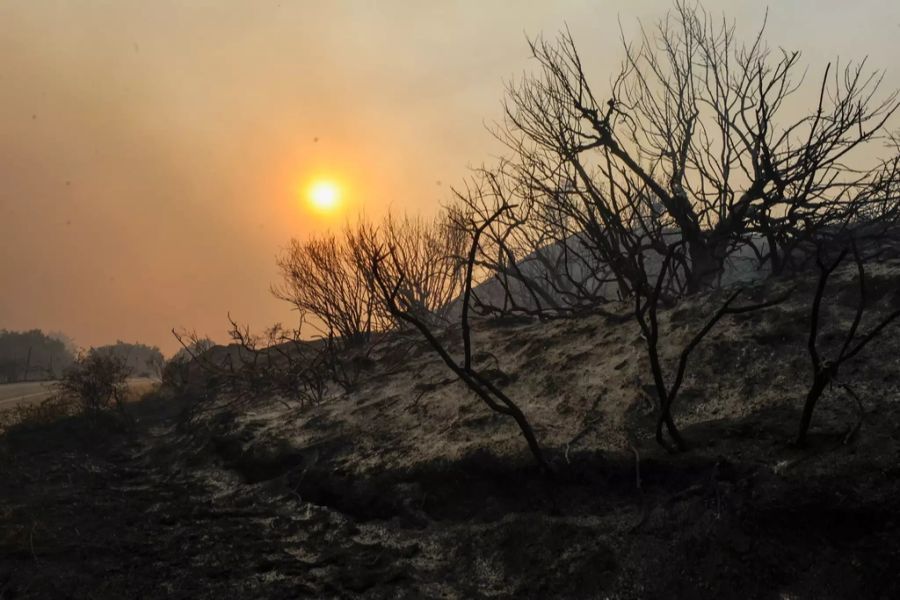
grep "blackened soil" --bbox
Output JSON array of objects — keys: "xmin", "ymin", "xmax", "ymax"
[{"xmin": 2, "ymin": 394, "xmax": 900, "ymax": 599}]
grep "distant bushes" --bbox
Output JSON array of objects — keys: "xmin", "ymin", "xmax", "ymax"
[
  {"xmin": 0, "ymin": 332, "xmax": 161, "ymax": 384},
  {"xmin": 0, "ymin": 329, "xmax": 74, "ymax": 383},
  {"xmin": 161, "ymin": 354, "xmax": 192, "ymax": 394},
  {"xmin": 0, "ymin": 351, "xmax": 133, "ymax": 434},
  {"xmin": 57, "ymin": 350, "xmax": 131, "ymax": 414},
  {"xmin": 93, "ymin": 341, "xmax": 164, "ymax": 378}
]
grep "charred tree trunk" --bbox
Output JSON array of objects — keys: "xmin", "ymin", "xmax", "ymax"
[
  {"xmin": 796, "ymin": 368, "xmax": 833, "ymax": 446},
  {"xmin": 371, "ymin": 204, "xmax": 553, "ymax": 474},
  {"xmin": 687, "ymin": 241, "xmax": 720, "ymax": 293}
]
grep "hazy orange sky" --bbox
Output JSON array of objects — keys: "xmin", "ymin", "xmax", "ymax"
[{"xmin": 2, "ymin": 1, "xmax": 898, "ymax": 355}]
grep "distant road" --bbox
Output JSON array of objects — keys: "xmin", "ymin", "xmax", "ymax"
[
  {"xmin": 0, "ymin": 378, "xmax": 158, "ymax": 412},
  {"xmin": 0, "ymin": 381, "xmax": 57, "ymax": 410}
]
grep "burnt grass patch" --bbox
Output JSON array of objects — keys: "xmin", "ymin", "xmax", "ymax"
[{"xmin": 3, "ymin": 392, "xmax": 900, "ymax": 598}]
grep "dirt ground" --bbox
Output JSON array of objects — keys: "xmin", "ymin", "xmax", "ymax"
[{"xmin": 2, "ymin": 262, "xmax": 900, "ymax": 599}]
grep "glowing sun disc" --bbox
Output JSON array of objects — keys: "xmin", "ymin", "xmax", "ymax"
[{"xmin": 308, "ymin": 180, "xmax": 341, "ymax": 212}]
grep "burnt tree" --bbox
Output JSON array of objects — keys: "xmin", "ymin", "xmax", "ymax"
[
  {"xmin": 796, "ymin": 241, "xmax": 900, "ymax": 446},
  {"xmin": 371, "ymin": 204, "xmax": 552, "ymax": 473},
  {"xmin": 635, "ymin": 242, "xmax": 791, "ymax": 452}
]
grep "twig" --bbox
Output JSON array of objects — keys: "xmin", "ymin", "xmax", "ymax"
[
  {"xmin": 29, "ymin": 520, "xmax": 38, "ymax": 564},
  {"xmin": 629, "ymin": 442, "xmax": 642, "ymax": 490},
  {"xmin": 838, "ymin": 382, "xmax": 865, "ymax": 445}
]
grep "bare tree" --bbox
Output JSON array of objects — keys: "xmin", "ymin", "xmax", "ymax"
[
  {"xmin": 347, "ymin": 212, "xmax": 468, "ymax": 327},
  {"xmin": 273, "ymin": 234, "xmax": 383, "ymax": 347},
  {"xmin": 447, "ymin": 169, "xmax": 631, "ymax": 318},
  {"xmin": 796, "ymin": 240, "xmax": 900, "ymax": 446},
  {"xmin": 437, "ymin": 1, "xmax": 899, "ymax": 452},
  {"xmin": 635, "ymin": 242, "xmax": 791, "ymax": 452},
  {"xmin": 369, "ymin": 204, "xmax": 552, "ymax": 473},
  {"xmin": 476, "ymin": 1, "xmax": 900, "ymax": 306},
  {"xmin": 274, "ymin": 213, "xmax": 469, "ymax": 347}
]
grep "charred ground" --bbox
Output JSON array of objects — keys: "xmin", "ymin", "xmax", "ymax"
[{"xmin": 2, "ymin": 261, "xmax": 900, "ymax": 599}]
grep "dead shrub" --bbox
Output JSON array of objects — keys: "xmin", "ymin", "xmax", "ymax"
[{"xmin": 57, "ymin": 350, "xmax": 131, "ymax": 415}]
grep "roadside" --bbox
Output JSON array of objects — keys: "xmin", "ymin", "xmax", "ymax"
[
  {"xmin": 0, "ymin": 382, "xmax": 56, "ymax": 411},
  {"xmin": 0, "ymin": 378, "xmax": 159, "ymax": 412}
]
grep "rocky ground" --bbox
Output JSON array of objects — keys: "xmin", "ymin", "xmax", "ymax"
[{"xmin": 2, "ymin": 259, "xmax": 900, "ymax": 598}]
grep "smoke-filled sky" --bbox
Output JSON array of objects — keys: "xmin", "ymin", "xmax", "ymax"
[{"xmin": 2, "ymin": 1, "xmax": 898, "ymax": 355}]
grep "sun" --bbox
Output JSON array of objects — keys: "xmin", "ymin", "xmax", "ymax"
[{"xmin": 307, "ymin": 180, "xmax": 341, "ymax": 212}]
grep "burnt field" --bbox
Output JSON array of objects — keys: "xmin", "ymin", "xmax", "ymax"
[{"xmin": 3, "ymin": 262, "xmax": 900, "ymax": 599}]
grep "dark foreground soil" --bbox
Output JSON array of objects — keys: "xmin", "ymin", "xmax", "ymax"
[{"xmin": 2, "ymin": 389, "xmax": 899, "ymax": 600}]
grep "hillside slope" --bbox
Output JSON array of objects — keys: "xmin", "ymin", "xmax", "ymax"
[
  {"xmin": 187, "ymin": 256, "xmax": 900, "ymax": 597},
  {"xmin": 3, "ymin": 258, "xmax": 899, "ymax": 598},
  {"xmin": 220, "ymin": 257, "xmax": 899, "ymax": 472}
]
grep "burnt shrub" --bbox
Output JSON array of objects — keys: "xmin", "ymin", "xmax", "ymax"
[{"xmin": 57, "ymin": 350, "xmax": 131, "ymax": 414}]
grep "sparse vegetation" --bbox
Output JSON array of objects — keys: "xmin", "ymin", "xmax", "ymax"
[
  {"xmin": 347, "ymin": 212, "xmax": 468, "ymax": 328},
  {"xmin": 797, "ymin": 240, "xmax": 900, "ymax": 445},
  {"xmin": 147, "ymin": 0, "xmax": 900, "ymax": 494},
  {"xmin": 633, "ymin": 242, "xmax": 792, "ymax": 451},
  {"xmin": 272, "ymin": 212, "xmax": 468, "ymax": 349},
  {"xmin": 273, "ymin": 232, "xmax": 383, "ymax": 347},
  {"xmin": 93, "ymin": 341, "xmax": 165, "ymax": 378},
  {"xmin": 0, "ymin": 394, "xmax": 77, "ymax": 434},
  {"xmin": 231, "ymin": 1, "xmax": 900, "ymax": 460},
  {"xmin": 442, "ymin": 1, "xmax": 900, "ymax": 453},
  {"xmin": 171, "ymin": 320, "xmax": 332, "ymax": 422},
  {"xmin": 57, "ymin": 349, "xmax": 131, "ymax": 415},
  {"xmin": 472, "ymin": 1, "xmax": 900, "ymax": 307},
  {"xmin": 370, "ymin": 203, "xmax": 552, "ymax": 472}
]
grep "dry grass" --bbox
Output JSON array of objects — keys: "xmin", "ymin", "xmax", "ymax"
[
  {"xmin": 0, "ymin": 379, "xmax": 159, "ymax": 434},
  {"xmin": 0, "ymin": 395, "xmax": 78, "ymax": 434}
]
